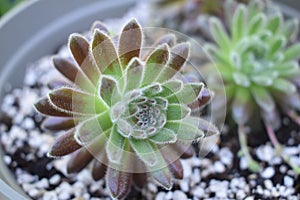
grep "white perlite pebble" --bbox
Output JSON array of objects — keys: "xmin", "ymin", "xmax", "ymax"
[
  {"xmin": 42, "ymin": 191, "xmax": 58, "ymax": 200},
  {"xmin": 49, "ymin": 174, "xmax": 61, "ymax": 185},
  {"xmin": 147, "ymin": 182, "xmax": 158, "ymax": 193},
  {"xmin": 172, "ymin": 190, "xmax": 187, "ymax": 200},
  {"xmin": 264, "ymin": 180, "xmax": 273, "ymax": 190},
  {"xmin": 236, "ymin": 190, "xmax": 246, "ymax": 199},
  {"xmin": 192, "ymin": 186, "xmax": 205, "ymax": 198},
  {"xmin": 219, "ymin": 147, "xmax": 233, "ymax": 166},
  {"xmin": 261, "ymin": 167, "xmax": 275, "ymax": 179},
  {"xmin": 256, "ymin": 145, "xmax": 274, "ymax": 163},
  {"xmin": 77, "ymin": 169, "xmax": 94, "ymax": 185},
  {"xmin": 179, "ymin": 179, "xmax": 189, "ymax": 192},
  {"xmin": 35, "ymin": 178, "xmax": 49, "ymax": 189},
  {"xmin": 213, "ymin": 161, "xmax": 226, "ymax": 173},
  {"xmin": 155, "ymin": 192, "xmax": 166, "ymax": 200},
  {"xmin": 165, "ymin": 191, "xmax": 173, "ymax": 200},
  {"xmin": 181, "ymin": 160, "xmax": 192, "ymax": 178},
  {"xmin": 284, "ymin": 176, "xmax": 294, "ymax": 187}
]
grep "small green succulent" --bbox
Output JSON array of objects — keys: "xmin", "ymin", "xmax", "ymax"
[
  {"xmin": 34, "ymin": 19, "xmax": 217, "ymax": 199},
  {"xmin": 205, "ymin": 0, "xmax": 300, "ymax": 172}
]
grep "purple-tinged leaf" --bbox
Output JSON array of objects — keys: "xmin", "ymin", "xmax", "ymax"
[
  {"xmin": 91, "ymin": 20, "xmax": 109, "ymax": 35},
  {"xmin": 67, "ymin": 148, "xmax": 93, "ymax": 174},
  {"xmin": 48, "ymin": 88, "xmax": 108, "ymax": 114},
  {"xmin": 99, "ymin": 76, "xmax": 120, "ymax": 106},
  {"xmin": 92, "ymin": 159, "xmax": 107, "ymax": 181},
  {"xmin": 189, "ymin": 87, "xmax": 211, "ymax": 109},
  {"xmin": 69, "ymin": 34, "xmax": 100, "ymax": 85},
  {"xmin": 42, "ymin": 117, "xmax": 75, "ymax": 131},
  {"xmin": 133, "ymin": 173, "xmax": 147, "ymax": 189},
  {"xmin": 167, "ymin": 159, "xmax": 183, "ymax": 179},
  {"xmin": 106, "ymin": 167, "xmax": 132, "ymax": 199},
  {"xmin": 48, "ymin": 128, "xmax": 81, "ymax": 158},
  {"xmin": 154, "ymin": 34, "xmax": 176, "ymax": 47},
  {"xmin": 157, "ymin": 42, "xmax": 190, "ymax": 82},
  {"xmin": 92, "ymin": 30, "xmax": 122, "ymax": 78},
  {"xmin": 142, "ymin": 44, "xmax": 170, "ymax": 85},
  {"xmin": 151, "ymin": 167, "xmax": 172, "ymax": 190},
  {"xmin": 47, "ymin": 80, "xmax": 69, "ymax": 90},
  {"xmin": 34, "ymin": 97, "xmax": 72, "ymax": 117},
  {"xmin": 170, "ymin": 143, "xmax": 195, "ymax": 159},
  {"xmin": 52, "ymin": 57, "xmax": 95, "ymax": 93},
  {"xmin": 53, "ymin": 57, "xmax": 79, "ymax": 83},
  {"xmin": 119, "ymin": 18, "xmax": 142, "ymax": 67}
]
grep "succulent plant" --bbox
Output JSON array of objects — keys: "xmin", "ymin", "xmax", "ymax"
[
  {"xmin": 34, "ymin": 19, "xmax": 218, "ymax": 198},
  {"xmin": 153, "ymin": 0, "xmax": 250, "ymax": 38},
  {"xmin": 204, "ymin": 0, "xmax": 300, "ymax": 172}
]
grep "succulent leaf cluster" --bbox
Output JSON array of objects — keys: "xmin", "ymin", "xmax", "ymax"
[
  {"xmin": 34, "ymin": 19, "xmax": 217, "ymax": 198},
  {"xmin": 205, "ymin": 0, "xmax": 300, "ymax": 172}
]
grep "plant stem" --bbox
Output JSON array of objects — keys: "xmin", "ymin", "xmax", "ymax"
[
  {"xmin": 265, "ymin": 123, "xmax": 300, "ymax": 174},
  {"xmin": 238, "ymin": 125, "xmax": 260, "ymax": 172},
  {"xmin": 287, "ymin": 110, "xmax": 300, "ymax": 125}
]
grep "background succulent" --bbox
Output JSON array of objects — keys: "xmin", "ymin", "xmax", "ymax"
[
  {"xmin": 203, "ymin": 0, "xmax": 300, "ymax": 173},
  {"xmin": 34, "ymin": 19, "xmax": 218, "ymax": 198},
  {"xmin": 152, "ymin": 0, "xmax": 250, "ymax": 40}
]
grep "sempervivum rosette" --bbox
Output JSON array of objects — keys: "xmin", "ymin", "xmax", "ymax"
[
  {"xmin": 204, "ymin": 0, "xmax": 300, "ymax": 173},
  {"xmin": 34, "ymin": 19, "xmax": 218, "ymax": 199}
]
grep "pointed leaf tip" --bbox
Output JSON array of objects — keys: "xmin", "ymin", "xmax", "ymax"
[
  {"xmin": 119, "ymin": 18, "xmax": 142, "ymax": 67},
  {"xmin": 48, "ymin": 129, "xmax": 81, "ymax": 158},
  {"xmin": 106, "ymin": 167, "xmax": 132, "ymax": 199}
]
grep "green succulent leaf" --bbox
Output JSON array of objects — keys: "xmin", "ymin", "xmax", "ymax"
[
  {"xmin": 106, "ymin": 126, "xmax": 127, "ymax": 164},
  {"xmin": 272, "ymin": 78, "xmax": 297, "ymax": 94},
  {"xmin": 124, "ymin": 58, "xmax": 144, "ymax": 92},
  {"xmin": 248, "ymin": 14, "xmax": 266, "ymax": 35},
  {"xmin": 165, "ymin": 117, "xmax": 205, "ymax": 144},
  {"xmin": 166, "ymin": 104, "xmax": 190, "ymax": 120},
  {"xmin": 149, "ymin": 128, "xmax": 177, "ymax": 144},
  {"xmin": 129, "ymin": 139, "xmax": 159, "ymax": 167},
  {"xmin": 283, "ymin": 43, "xmax": 300, "ymax": 61},
  {"xmin": 210, "ymin": 17, "xmax": 231, "ymax": 51},
  {"xmin": 251, "ymin": 85, "xmax": 275, "ymax": 112},
  {"xmin": 282, "ymin": 19, "xmax": 299, "ymax": 41},
  {"xmin": 92, "ymin": 30, "xmax": 122, "ymax": 78},
  {"xmin": 74, "ymin": 111, "xmax": 112, "ymax": 144},
  {"xmin": 231, "ymin": 5, "xmax": 247, "ymax": 42},
  {"xmin": 142, "ymin": 44, "xmax": 170, "ymax": 85},
  {"xmin": 266, "ymin": 13, "xmax": 282, "ymax": 34},
  {"xmin": 168, "ymin": 82, "xmax": 203, "ymax": 104}
]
